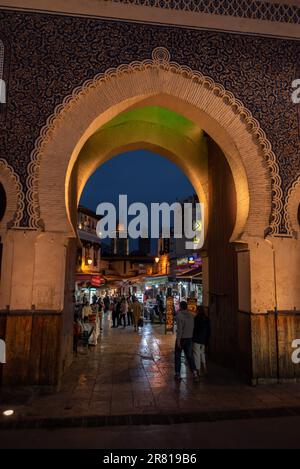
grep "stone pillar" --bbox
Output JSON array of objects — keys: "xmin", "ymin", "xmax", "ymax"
[
  {"xmin": 0, "ymin": 229, "xmax": 73, "ymax": 386},
  {"xmin": 235, "ymin": 243, "xmax": 252, "ymax": 379},
  {"xmin": 242, "ymin": 237, "xmax": 276, "ymax": 313},
  {"xmin": 238, "ymin": 234, "xmax": 300, "ymax": 312},
  {"xmin": 200, "ymin": 249, "xmax": 209, "ymax": 309},
  {"xmin": 266, "ymin": 236, "xmax": 300, "ymax": 383},
  {"xmin": 271, "ymin": 236, "xmax": 300, "ymax": 311},
  {"xmin": 241, "ymin": 235, "xmax": 300, "ymax": 384}
]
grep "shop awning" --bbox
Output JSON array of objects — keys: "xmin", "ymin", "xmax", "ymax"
[
  {"xmin": 144, "ymin": 275, "xmax": 176, "ymax": 284},
  {"xmin": 78, "ymin": 229, "xmax": 101, "ymax": 244},
  {"xmin": 122, "ymin": 274, "xmax": 146, "ymax": 284},
  {"xmin": 176, "ymin": 266, "xmax": 202, "ymax": 279},
  {"xmin": 75, "ymin": 273, "xmax": 105, "ymax": 286}
]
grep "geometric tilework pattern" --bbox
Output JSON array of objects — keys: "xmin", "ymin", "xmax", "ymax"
[
  {"xmin": 0, "ymin": 10, "xmax": 299, "ymax": 231},
  {"xmin": 108, "ymin": 0, "xmax": 300, "ymax": 24}
]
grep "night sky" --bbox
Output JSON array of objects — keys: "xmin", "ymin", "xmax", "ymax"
[{"xmin": 80, "ymin": 149, "xmax": 195, "ymax": 252}]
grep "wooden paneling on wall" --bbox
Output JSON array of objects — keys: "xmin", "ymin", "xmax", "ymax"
[{"xmin": 0, "ymin": 311, "xmax": 62, "ymax": 386}]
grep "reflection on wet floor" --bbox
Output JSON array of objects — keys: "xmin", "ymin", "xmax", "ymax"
[{"xmin": 1, "ymin": 313, "xmax": 300, "ymax": 422}]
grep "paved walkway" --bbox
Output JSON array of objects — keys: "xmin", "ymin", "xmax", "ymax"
[
  {"xmin": 1, "ymin": 315, "xmax": 300, "ymax": 428},
  {"xmin": 2, "ymin": 417, "xmax": 300, "ymax": 448}
]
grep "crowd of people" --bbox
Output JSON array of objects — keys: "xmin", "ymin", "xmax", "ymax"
[
  {"xmin": 104, "ymin": 294, "xmax": 144, "ymax": 331},
  {"xmin": 73, "ymin": 293, "xmax": 211, "ymax": 384},
  {"xmin": 73, "ymin": 294, "xmax": 145, "ymax": 352},
  {"xmin": 73, "ymin": 294, "xmax": 104, "ymax": 352}
]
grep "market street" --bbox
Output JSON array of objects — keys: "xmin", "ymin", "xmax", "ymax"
[{"xmin": 1, "ymin": 318, "xmax": 300, "ymax": 433}]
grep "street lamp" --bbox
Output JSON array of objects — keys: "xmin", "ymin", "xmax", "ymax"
[
  {"xmin": 155, "ymin": 257, "xmax": 160, "ymax": 264},
  {"xmin": 86, "ymin": 256, "xmax": 93, "ymax": 266}
]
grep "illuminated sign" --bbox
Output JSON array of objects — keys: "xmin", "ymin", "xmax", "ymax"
[
  {"xmin": 91, "ymin": 276, "xmax": 105, "ymax": 287},
  {"xmin": 177, "ymin": 254, "xmax": 202, "ymax": 269},
  {"xmin": 76, "ymin": 274, "xmax": 105, "ymax": 286},
  {"xmin": 165, "ymin": 296, "xmax": 174, "ymax": 334},
  {"xmin": 177, "ymin": 257, "xmax": 189, "ymax": 266},
  {"xmin": 187, "ymin": 298, "xmax": 197, "ymax": 315}
]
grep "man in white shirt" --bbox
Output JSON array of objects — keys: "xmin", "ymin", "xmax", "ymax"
[{"xmin": 175, "ymin": 300, "xmax": 199, "ymax": 383}]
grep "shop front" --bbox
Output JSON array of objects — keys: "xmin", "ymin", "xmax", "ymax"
[
  {"xmin": 142, "ymin": 275, "xmax": 176, "ymax": 319},
  {"xmin": 144, "ymin": 275, "xmax": 174, "ymax": 300},
  {"xmin": 121, "ymin": 275, "xmax": 146, "ymax": 303},
  {"xmin": 173, "ymin": 253, "xmax": 202, "ymax": 305},
  {"xmin": 75, "ymin": 273, "xmax": 105, "ymax": 303},
  {"xmin": 175, "ymin": 267, "xmax": 202, "ymax": 305}
]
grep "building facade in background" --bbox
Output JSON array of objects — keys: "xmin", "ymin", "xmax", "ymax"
[{"xmin": 75, "ymin": 206, "xmax": 104, "ymax": 301}]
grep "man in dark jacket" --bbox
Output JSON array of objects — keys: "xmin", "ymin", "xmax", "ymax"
[
  {"xmin": 193, "ymin": 305, "xmax": 210, "ymax": 376},
  {"xmin": 111, "ymin": 298, "xmax": 120, "ymax": 328},
  {"xmin": 175, "ymin": 301, "xmax": 199, "ymax": 382},
  {"xmin": 103, "ymin": 295, "xmax": 110, "ymax": 313}
]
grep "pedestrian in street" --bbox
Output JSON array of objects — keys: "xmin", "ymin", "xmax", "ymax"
[
  {"xmin": 82, "ymin": 293, "xmax": 87, "ymax": 304},
  {"xmin": 132, "ymin": 297, "xmax": 143, "ymax": 332},
  {"xmin": 97, "ymin": 297, "xmax": 104, "ymax": 331},
  {"xmin": 174, "ymin": 300, "xmax": 199, "ymax": 383},
  {"xmin": 89, "ymin": 303, "xmax": 99, "ymax": 346},
  {"xmin": 82, "ymin": 299, "xmax": 92, "ymax": 322},
  {"xmin": 120, "ymin": 297, "xmax": 128, "ymax": 328},
  {"xmin": 111, "ymin": 298, "xmax": 119, "ymax": 328},
  {"xmin": 157, "ymin": 295, "xmax": 164, "ymax": 323},
  {"xmin": 92, "ymin": 294, "xmax": 98, "ymax": 304},
  {"xmin": 75, "ymin": 301, "xmax": 83, "ymax": 321},
  {"xmin": 127, "ymin": 295, "xmax": 133, "ymax": 326},
  {"xmin": 193, "ymin": 305, "xmax": 210, "ymax": 376},
  {"xmin": 103, "ymin": 294, "xmax": 110, "ymax": 313}
]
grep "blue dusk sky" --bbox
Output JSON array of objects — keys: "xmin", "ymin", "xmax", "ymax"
[{"xmin": 80, "ymin": 149, "xmax": 196, "ymax": 252}]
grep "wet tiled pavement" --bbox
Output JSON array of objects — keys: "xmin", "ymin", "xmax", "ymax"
[{"xmin": 1, "ymin": 314, "xmax": 300, "ymax": 428}]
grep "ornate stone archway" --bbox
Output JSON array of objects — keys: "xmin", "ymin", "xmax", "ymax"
[
  {"xmin": 4, "ymin": 47, "xmax": 297, "ymax": 387},
  {"xmin": 284, "ymin": 175, "xmax": 300, "ymax": 237},
  {"xmin": 26, "ymin": 47, "xmax": 280, "ymax": 241},
  {"xmin": 0, "ymin": 158, "xmax": 24, "ymax": 231}
]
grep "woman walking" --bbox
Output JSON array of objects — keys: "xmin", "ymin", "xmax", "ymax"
[
  {"xmin": 193, "ymin": 305, "xmax": 210, "ymax": 376},
  {"xmin": 127, "ymin": 295, "xmax": 133, "ymax": 326},
  {"xmin": 120, "ymin": 297, "xmax": 128, "ymax": 328},
  {"xmin": 132, "ymin": 297, "xmax": 142, "ymax": 332}
]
